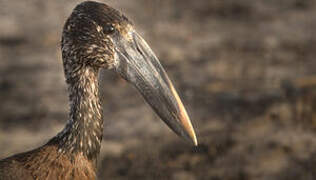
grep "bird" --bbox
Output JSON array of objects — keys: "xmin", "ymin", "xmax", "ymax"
[{"xmin": 0, "ymin": 1, "xmax": 197, "ymax": 179}]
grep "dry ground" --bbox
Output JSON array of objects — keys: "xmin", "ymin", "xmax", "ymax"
[{"xmin": 0, "ymin": 0, "xmax": 316, "ymax": 179}]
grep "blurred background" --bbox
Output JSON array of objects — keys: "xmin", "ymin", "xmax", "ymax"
[{"xmin": 0, "ymin": 0, "xmax": 316, "ymax": 179}]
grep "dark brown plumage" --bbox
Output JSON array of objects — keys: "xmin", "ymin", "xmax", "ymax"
[{"xmin": 0, "ymin": 1, "xmax": 197, "ymax": 179}]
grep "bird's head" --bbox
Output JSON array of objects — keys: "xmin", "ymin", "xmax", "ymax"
[{"xmin": 62, "ymin": 1, "xmax": 197, "ymax": 146}]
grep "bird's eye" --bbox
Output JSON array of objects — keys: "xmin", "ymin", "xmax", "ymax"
[{"xmin": 103, "ymin": 24, "xmax": 115, "ymax": 34}]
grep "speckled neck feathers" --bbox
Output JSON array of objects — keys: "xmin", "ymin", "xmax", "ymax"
[{"xmin": 49, "ymin": 65, "xmax": 103, "ymax": 162}]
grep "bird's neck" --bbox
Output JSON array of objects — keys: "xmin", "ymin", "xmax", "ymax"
[{"xmin": 50, "ymin": 65, "xmax": 103, "ymax": 163}]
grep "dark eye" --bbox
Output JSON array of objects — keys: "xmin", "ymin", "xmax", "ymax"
[{"xmin": 103, "ymin": 24, "xmax": 115, "ymax": 34}]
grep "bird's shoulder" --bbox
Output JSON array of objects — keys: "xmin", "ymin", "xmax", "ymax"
[{"xmin": 0, "ymin": 144, "xmax": 96, "ymax": 180}]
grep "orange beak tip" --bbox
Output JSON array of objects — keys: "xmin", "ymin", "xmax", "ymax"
[{"xmin": 193, "ymin": 136, "xmax": 198, "ymax": 146}]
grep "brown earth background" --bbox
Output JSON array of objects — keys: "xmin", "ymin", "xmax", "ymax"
[{"xmin": 0, "ymin": 0, "xmax": 316, "ymax": 179}]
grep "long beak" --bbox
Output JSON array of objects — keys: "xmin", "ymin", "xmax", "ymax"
[{"xmin": 113, "ymin": 31, "xmax": 197, "ymax": 146}]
